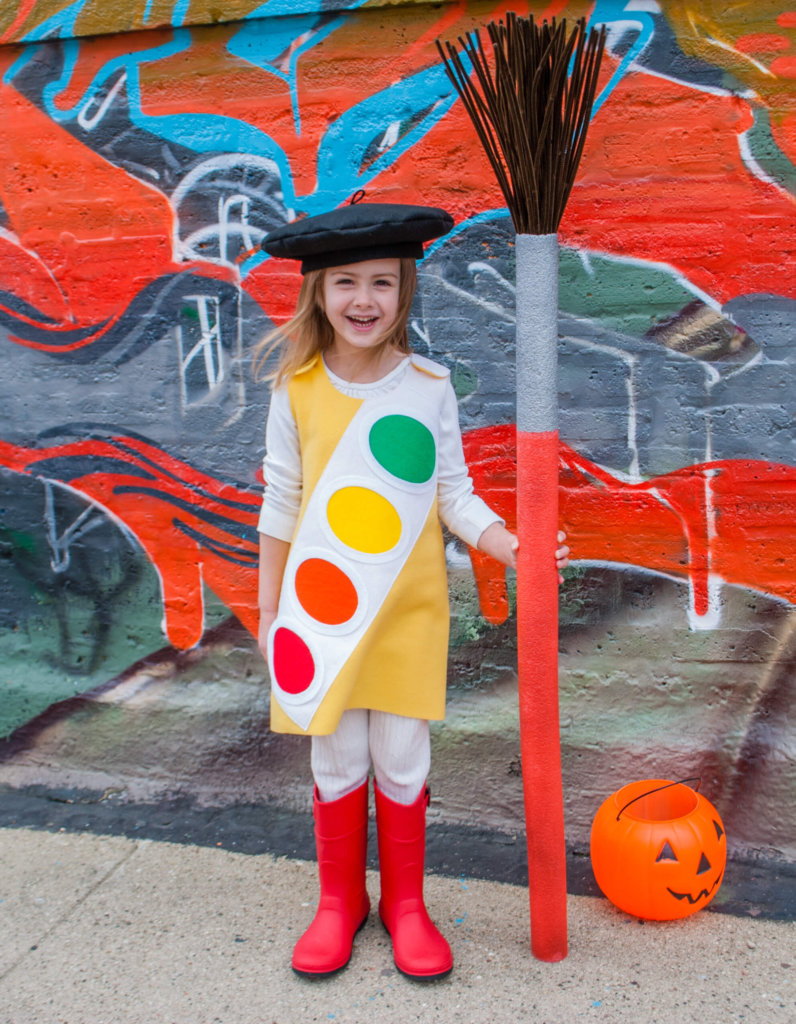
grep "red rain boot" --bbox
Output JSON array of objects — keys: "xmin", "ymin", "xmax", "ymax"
[
  {"xmin": 291, "ymin": 782, "xmax": 370, "ymax": 977},
  {"xmin": 374, "ymin": 781, "xmax": 453, "ymax": 980}
]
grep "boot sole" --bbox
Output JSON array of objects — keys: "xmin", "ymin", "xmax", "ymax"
[{"xmin": 395, "ymin": 963, "xmax": 453, "ymax": 982}]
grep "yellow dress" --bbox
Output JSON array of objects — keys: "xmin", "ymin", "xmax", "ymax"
[{"xmin": 267, "ymin": 355, "xmax": 451, "ymax": 735}]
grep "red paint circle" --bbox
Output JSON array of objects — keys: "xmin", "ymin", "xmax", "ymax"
[
  {"xmin": 735, "ymin": 32, "xmax": 791, "ymax": 54},
  {"xmin": 272, "ymin": 626, "xmax": 315, "ymax": 694},
  {"xmin": 295, "ymin": 557, "xmax": 358, "ymax": 625},
  {"xmin": 771, "ymin": 55, "xmax": 796, "ymax": 79}
]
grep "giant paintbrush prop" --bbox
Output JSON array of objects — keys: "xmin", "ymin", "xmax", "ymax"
[{"xmin": 437, "ymin": 13, "xmax": 605, "ymax": 962}]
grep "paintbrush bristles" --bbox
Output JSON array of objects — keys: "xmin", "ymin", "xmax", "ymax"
[{"xmin": 436, "ymin": 15, "xmax": 606, "ymax": 235}]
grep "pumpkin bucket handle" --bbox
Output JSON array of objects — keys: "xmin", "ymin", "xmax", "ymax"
[{"xmin": 615, "ymin": 777, "xmax": 701, "ymax": 821}]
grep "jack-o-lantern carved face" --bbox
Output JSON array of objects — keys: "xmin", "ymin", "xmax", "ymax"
[
  {"xmin": 590, "ymin": 779, "xmax": 727, "ymax": 921},
  {"xmin": 656, "ymin": 816, "xmax": 725, "ymax": 908}
]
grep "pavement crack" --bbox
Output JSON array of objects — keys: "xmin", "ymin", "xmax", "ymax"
[{"xmin": 0, "ymin": 840, "xmax": 140, "ymax": 982}]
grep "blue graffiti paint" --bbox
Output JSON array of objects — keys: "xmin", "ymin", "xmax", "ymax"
[
  {"xmin": 315, "ymin": 63, "xmax": 458, "ymax": 202},
  {"xmin": 245, "ymin": 0, "xmax": 366, "ymax": 16},
  {"xmin": 228, "ymin": 15, "xmax": 335, "ymax": 134},
  {"xmin": 33, "ymin": 33, "xmax": 189, "ymax": 123},
  {"xmin": 243, "ymin": 60, "xmax": 461, "ymax": 274},
  {"xmin": 5, "ymin": 0, "xmax": 481, "ymax": 286},
  {"xmin": 229, "ymin": 1, "xmax": 370, "ymax": 134},
  {"xmin": 141, "ymin": 0, "xmax": 193, "ymax": 25},
  {"xmin": 239, "ymin": 249, "xmax": 267, "ymax": 278},
  {"xmin": 20, "ymin": 26, "xmax": 296, "ymax": 202},
  {"xmin": 3, "ymin": 51, "xmax": 35, "ymax": 87},
  {"xmin": 587, "ymin": 0, "xmax": 657, "ymax": 115},
  {"xmin": 17, "ymin": 0, "xmax": 89, "ymax": 42},
  {"xmin": 174, "ymin": 1, "xmax": 192, "ymax": 27},
  {"xmin": 421, "ymin": 209, "xmax": 509, "ymax": 264},
  {"xmin": 246, "ymin": 0, "xmax": 315, "ymax": 17},
  {"xmin": 41, "ymin": 38, "xmax": 81, "ymax": 116},
  {"xmin": 227, "ymin": 17, "xmax": 317, "ymax": 79}
]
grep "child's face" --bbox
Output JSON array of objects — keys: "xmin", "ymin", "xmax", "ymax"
[{"xmin": 322, "ymin": 258, "xmax": 401, "ymax": 354}]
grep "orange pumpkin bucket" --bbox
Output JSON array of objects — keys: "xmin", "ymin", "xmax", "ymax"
[{"xmin": 590, "ymin": 778, "xmax": 726, "ymax": 920}]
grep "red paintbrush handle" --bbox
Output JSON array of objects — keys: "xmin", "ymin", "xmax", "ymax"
[{"xmin": 517, "ymin": 427, "xmax": 567, "ymax": 962}]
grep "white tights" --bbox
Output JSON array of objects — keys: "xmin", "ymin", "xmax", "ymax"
[{"xmin": 311, "ymin": 709, "xmax": 430, "ymax": 805}]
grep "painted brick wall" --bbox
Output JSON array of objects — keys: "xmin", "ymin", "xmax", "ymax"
[{"xmin": 1, "ymin": 2, "xmax": 794, "ymax": 890}]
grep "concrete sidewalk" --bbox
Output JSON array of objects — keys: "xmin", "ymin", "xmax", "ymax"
[{"xmin": 1, "ymin": 826, "xmax": 794, "ymax": 1024}]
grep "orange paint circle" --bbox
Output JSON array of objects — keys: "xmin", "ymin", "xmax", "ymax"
[{"xmin": 295, "ymin": 558, "xmax": 358, "ymax": 625}]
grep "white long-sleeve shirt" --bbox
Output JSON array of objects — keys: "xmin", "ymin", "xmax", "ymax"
[{"xmin": 258, "ymin": 355, "xmax": 501, "ymax": 548}]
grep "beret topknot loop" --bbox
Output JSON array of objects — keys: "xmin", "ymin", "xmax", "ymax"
[{"xmin": 261, "ymin": 197, "xmax": 454, "ymax": 274}]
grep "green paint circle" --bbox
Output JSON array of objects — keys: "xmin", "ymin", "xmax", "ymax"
[{"xmin": 368, "ymin": 415, "xmax": 435, "ymax": 484}]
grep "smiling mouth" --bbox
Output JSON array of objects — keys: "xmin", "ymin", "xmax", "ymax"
[
  {"xmin": 347, "ymin": 315, "xmax": 378, "ymax": 328},
  {"xmin": 667, "ymin": 872, "xmax": 723, "ymax": 905}
]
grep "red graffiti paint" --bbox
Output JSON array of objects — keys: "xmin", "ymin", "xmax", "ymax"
[
  {"xmin": 463, "ymin": 425, "xmax": 796, "ymax": 624},
  {"xmin": 0, "ymin": 74, "xmax": 171, "ymax": 331},
  {"xmin": 234, "ymin": 31, "xmax": 796, "ymax": 331},
  {"xmin": 0, "ymin": 68, "xmax": 236, "ymax": 350},
  {"xmin": 0, "ymin": 0, "xmax": 36, "ymax": 44},
  {"xmin": 1, "ymin": 6, "xmax": 794, "ymax": 345},
  {"xmin": 559, "ymin": 62, "xmax": 796, "ymax": 305},
  {"xmin": 0, "ymin": 435, "xmax": 261, "ymax": 650},
  {"xmin": 2, "ymin": 426, "xmax": 795, "ymax": 653},
  {"xmin": 228, "ymin": 12, "xmax": 795, "ymax": 305},
  {"xmin": 0, "ymin": 232, "xmax": 69, "ymax": 326},
  {"xmin": 242, "ymin": 257, "xmax": 303, "ymax": 327}
]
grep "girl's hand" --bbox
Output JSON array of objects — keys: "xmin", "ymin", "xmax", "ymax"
[
  {"xmin": 477, "ymin": 525, "xmax": 570, "ymax": 582},
  {"xmin": 477, "ymin": 522, "xmax": 519, "ymax": 569},
  {"xmin": 556, "ymin": 530, "xmax": 570, "ymax": 584},
  {"xmin": 258, "ymin": 608, "xmax": 277, "ymax": 661}
]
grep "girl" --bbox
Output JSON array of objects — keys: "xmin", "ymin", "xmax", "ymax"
[{"xmin": 255, "ymin": 199, "xmax": 568, "ymax": 981}]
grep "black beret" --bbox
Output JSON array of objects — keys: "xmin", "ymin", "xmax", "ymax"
[{"xmin": 261, "ymin": 200, "xmax": 454, "ymax": 273}]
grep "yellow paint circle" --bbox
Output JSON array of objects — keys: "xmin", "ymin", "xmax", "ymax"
[{"xmin": 327, "ymin": 486, "xmax": 402, "ymax": 554}]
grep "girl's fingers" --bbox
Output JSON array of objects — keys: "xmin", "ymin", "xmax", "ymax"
[{"xmin": 556, "ymin": 533, "xmax": 569, "ymax": 583}]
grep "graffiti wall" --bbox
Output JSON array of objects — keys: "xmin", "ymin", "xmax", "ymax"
[{"xmin": 1, "ymin": 0, "xmax": 795, "ymax": 902}]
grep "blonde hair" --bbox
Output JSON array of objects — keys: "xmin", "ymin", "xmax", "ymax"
[{"xmin": 253, "ymin": 257, "xmax": 417, "ymax": 387}]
